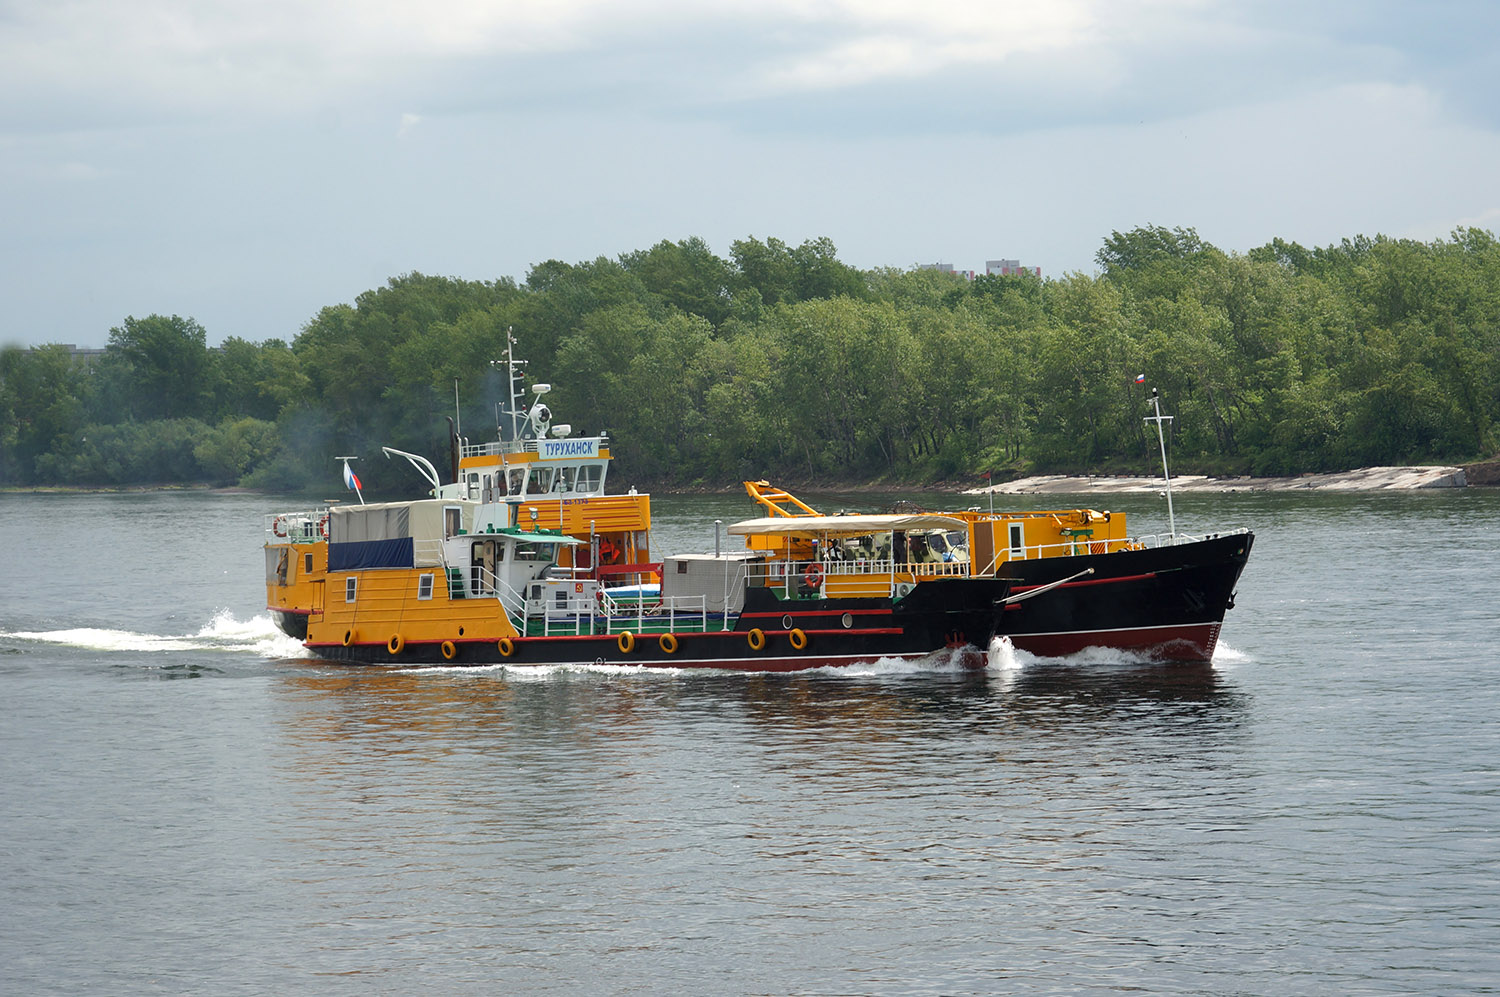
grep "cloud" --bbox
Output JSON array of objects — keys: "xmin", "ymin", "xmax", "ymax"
[{"xmin": 3, "ymin": 0, "xmax": 1496, "ymax": 140}]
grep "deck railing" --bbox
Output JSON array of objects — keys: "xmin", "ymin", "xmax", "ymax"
[{"xmin": 265, "ymin": 509, "xmax": 329, "ymax": 543}]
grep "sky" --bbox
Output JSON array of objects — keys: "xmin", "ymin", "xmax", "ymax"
[{"xmin": 3, "ymin": 0, "xmax": 1498, "ymax": 348}]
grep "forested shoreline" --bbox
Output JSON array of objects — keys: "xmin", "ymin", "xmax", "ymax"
[{"xmin": 3, "ymin": 227, "xmax": 1497, "ymax": 496}]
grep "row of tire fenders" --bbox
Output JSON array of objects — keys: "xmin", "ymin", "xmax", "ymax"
[{"xmin": 338, "ymin": 625, "xmax": 813, "ymax": 659}]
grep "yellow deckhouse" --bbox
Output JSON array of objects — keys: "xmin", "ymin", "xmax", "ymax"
[{"xmin": 265, "ymin": 341, "xmax": 652, "ymax": 642}]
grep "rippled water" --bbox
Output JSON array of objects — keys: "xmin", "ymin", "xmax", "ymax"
[{"xmin": 2, "ymin": 488, "xmax": 1498, "ymax": 994}]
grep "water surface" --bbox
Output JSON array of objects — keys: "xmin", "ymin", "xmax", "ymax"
[{"xmin": 2, "ymin": 489, "xmax": 1497, "ymax": 994}]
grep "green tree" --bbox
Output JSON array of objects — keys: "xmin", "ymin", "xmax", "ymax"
[{"xmin": 105, "ymin": 315, "xmax": 214, "ymax": 420}]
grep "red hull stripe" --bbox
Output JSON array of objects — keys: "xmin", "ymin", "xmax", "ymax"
[
  {"xmin": 1008, "ymin": 571, "xmax": 1157, "ymax": 594},
  {"xmin": 304, "ymin": 627, "xmax": 906, "ymax": 650},
  {"xmin": 739, "ymin": 608, "xmax": 894, "ymax": 620},
  {"xmin": 1011, "ymin": 622, "xmax": 1222, "ymax": 661},
  {"xmin": 269, "ymin": 606, "xmax": 312, "ymax": 616}
]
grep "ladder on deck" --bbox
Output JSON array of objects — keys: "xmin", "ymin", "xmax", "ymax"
[{"xmin": 744, "ymin": 480, "xmax": 821, "ymax": 518}]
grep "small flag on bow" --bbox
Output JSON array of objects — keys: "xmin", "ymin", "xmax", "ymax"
[
  {"xmin": 341, "ymin": 458, "xmax": 365, "ymax": 505},
  {"xmin": 1134, "ymin": 373, "xmax": 1146, "ymax": 384}
]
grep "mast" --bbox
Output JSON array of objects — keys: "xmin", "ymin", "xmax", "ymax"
[{"xmin": 1144, "ymin": 387, "xmax": 1176, "ymax": 539}]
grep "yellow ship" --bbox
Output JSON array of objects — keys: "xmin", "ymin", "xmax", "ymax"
[{"xmin": 265, "ymin": 341, "xmax": 652, "ymax": 644}]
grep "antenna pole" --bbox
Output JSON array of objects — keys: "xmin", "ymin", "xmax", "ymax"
[
  {"xmin": 1143, "ymin": 388, "xmax": 1176, "ymax": 538},
  {"xmin": 507, "ymin": 329, "xmax": 517, "ymax": 443}
]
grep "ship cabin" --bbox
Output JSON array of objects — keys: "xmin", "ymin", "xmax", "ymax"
[{"xmin": 727, "ymin": 513, "xmax": 975, "ymax": 600}]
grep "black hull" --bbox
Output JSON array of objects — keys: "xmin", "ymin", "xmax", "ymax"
[
  {"xmin": 270, "ymin": 608, "xmax": 309, "ymax": 641},
  {"xmin": 998, "ymin": 532, "xmax": 1253, "ymax": 661},
  {"xmin": 304, "ymin": 577, "xmax": 1012, "ymax": 671},
  {"xmin": 296, "ymin": 534, "xmax": 1251, "ymax": 670}
]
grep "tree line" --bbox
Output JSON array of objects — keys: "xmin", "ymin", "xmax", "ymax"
[{"xmin": 2, "ymin": 228, "xmax": 1497, "ymax": 493}]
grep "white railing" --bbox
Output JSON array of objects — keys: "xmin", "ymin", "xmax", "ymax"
[
  {"xmin": 265, "ymin": 509, "xmax": 329, "ymax": 543},
  {"xmin": 597, "ymin": 593, "xmax": 713, "ymax": 635},
  {"xmin": 819, "ymin": 558, "xmax": 970, "ymax": 578},
  {"xmin": 460, "ymin": 440, "xmax": 540, "ymax": 458},
  {"xmin": 462, "ymin": 563, "xmax": 527, "ymax": 629},
  {"xmin": 1128, "ymin": 527, "xmax": 1251, "ymax": 549},
  {"xmin": 744, "ymin": 556, "xmax": 974, "ymax": 598}
]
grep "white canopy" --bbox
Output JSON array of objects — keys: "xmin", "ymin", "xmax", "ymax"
[{"xmin": 727, "ymin": 514, "xmax": 968, "ymax": 537}]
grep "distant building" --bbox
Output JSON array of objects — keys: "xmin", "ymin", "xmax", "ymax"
[
  {"xmin": 986, "ymin": 259, "xmax": 1041, "ymax": 277},
  {"xmin": 917, "ymin": 263, "xmax": 977, "ymax": 280},
  {"xmin": 17, "ymin": 343, "xmax": 106, "ymax": 362},
  {"xmin": 916, "ymin": 259, "xmax": 1042, "ymax": 280}
]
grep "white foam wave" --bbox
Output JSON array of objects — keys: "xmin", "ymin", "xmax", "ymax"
[
  {"xmin": 402, "ymin": 661, "xmax": 687, "ymax": 680},
  {"xmin": 1211, "ymin": 640, "xmax": 1249, "ymax": 665},
  {"xmin": 4, "ymin": 610, "xmax": 308, "ymax": 659},
  {"xmin": 985, "ymin": 635, "xmax": 1250, "ymax": 670},
  {"xmin": 805, "ymin": 646, "xmax": 979, "ymax": 678}
]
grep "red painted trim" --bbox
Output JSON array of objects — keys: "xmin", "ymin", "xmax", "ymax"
[
  {"xmin": 1009, "ymin": 622, "xmax": 1220, "ymax": 662},
  {"xmin": 1008, "ymin": 571, "xmax": 1157, "ymax": 594},
  {"xmin": 514, "ymin": 626, "xmax": 903, "ymax": 643},
  {"xmin": 740, "ymin": 608, "xmax": 894, "ymax": 619},
  {"xmin": 268, "ymin": 606, "xmax": 312, "ymax": 616}
]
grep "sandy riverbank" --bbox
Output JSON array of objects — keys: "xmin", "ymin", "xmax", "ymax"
[{"xmin": 967, "ymin": 465, "xmax": 1472, "ymax": 495}]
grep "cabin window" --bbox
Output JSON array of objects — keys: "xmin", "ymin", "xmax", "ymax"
[
  {"xmin": 677, "ymin": 561, "xmax": 688, "ymax": 574},
  {"xmin": 418, "ymin": 574, "xmax": 434, "ymax": 600},
  {"xmin": 466, "ymin": 473, "xmax": 480, "ymax": 501},
  {"xmin": 304, "ymin": 553, "xmax": 313, "ymax": 574},
  {"xmin": 345, "ymin": 577, "xmax": 358, "ymax": 602},
  {"xmin": 444, "ymin": 506, "xmax": 462, "ymax": 539},
  {"xmin": 1008, "ymin": 522, "xmax": 1025, "ymax": 559},
  {"xmin": 482, "ymin": 474, "xmax": 495, "ymax": 503},
  {"xmin": 527, "ymin": 466, "xmax": 555, "ymax": 494},
  {"xmin": 556, "ymin": 466, "xmax": 576, "ymax": 493},
  {"xmin": 576, "ymin": 464, "xmax": 603, "ymax": 494},
  {"xmin": 507, "ymin": 467, "xmax": 527, "ymax": 495}
]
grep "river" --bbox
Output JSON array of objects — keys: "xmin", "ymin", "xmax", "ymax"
[{"xmin": 2, "ymin": 488, "xmax": 1497, "ymax": 994}]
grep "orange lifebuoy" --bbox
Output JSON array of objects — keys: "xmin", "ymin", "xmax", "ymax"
[
  {"xmin": 747, "ymin": 628, "xmax": 766, "ymax": 651},
  {"xmin": 388, "ymin": 633, "xmax": 404, "ymax": 655},
  {"xmin": 789, "ymin": 628, "xmax": 808, "ymax": 650},
  {"xmin": 659, "ymin": 633, "xmax": 679, "ymax": 654},
  {"xmin": 617, "ymin": 631, "xmax": 635, "ymax": 653},
  {"xmin": 497, "ymin": 637, "xmax": 515, "ymax": 657},
  {"xmin": 441, "ymin": 640, "xmax": 457, "ymax": 660},
  {"xmin": 803, "ymin": 563, "xmax": 824, "ymax": 588},
  {"xmin": 342, "ymin": 629, "xmax": 355, "ymax": 647}
]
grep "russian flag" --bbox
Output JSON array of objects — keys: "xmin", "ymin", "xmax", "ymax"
[
  {"xmin": 343, "ymin": 460, "xmax": 362, "ymax": 491},
  {"xmin": 1134, "ymin": 373, "xmax": 1146, "ymax": 383}
]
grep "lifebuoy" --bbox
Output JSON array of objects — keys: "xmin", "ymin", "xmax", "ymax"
[
  {"xmin": 747, "ymin": 628, "xmax": 767, "ymax": 651},
  {"xmin": 659, "ymin": 633, "xmax": 679, "ymax": 654},
  {"xmin": 617, "ymin": 631, "xmax": 635, "ymax": 653},
  {"xmin": 318, "ymin": 515, "xmax": 329, "ymax": 539},
  {"xmin": 388, "ymin": 633, "xmax": 404, "ymax": 655},
  {"xmin": 342, "ymin": 629, "xmax": 355, "ymax": 647},
  {"xmin": 441, "ymin": 640, "xmax": 457, "ymax": 660},
  {"xmin": 789, "ymin": 628, "xmax": 808, "ymax": 650},
  {"xmin": 803, "ymin": 563, "xmax": 824, "ymax": 588},
  {"xmin": 273, "ymin": 516, "xmax": 288, "ymax": 538},
  {"xmin": 497, "ymin": 637, "xmax": 515, "ymax": 657}
]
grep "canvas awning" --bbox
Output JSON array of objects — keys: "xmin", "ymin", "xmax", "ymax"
[{"xmin": 727, "ymin": 514, "xmax": 968, "ymax": 538}]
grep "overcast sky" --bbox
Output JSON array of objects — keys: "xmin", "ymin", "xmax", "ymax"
[{"xmin": 3, "ymin": 0, "xmax": 1498, "ymax": 348}]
